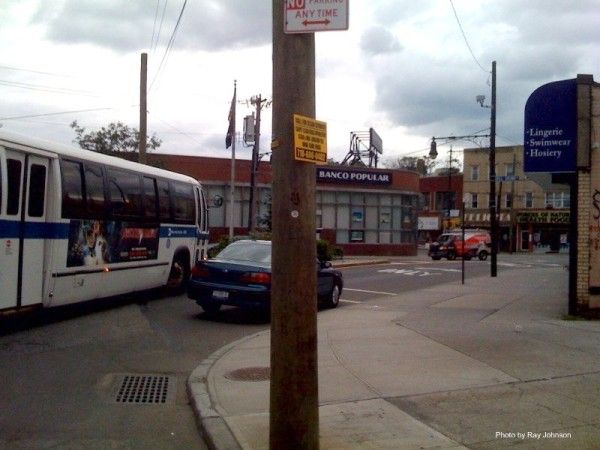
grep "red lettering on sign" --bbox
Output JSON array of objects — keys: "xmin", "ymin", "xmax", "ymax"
[{"xmin": 286, "ymin": 0, "xmax": 305, "ymax": 10}]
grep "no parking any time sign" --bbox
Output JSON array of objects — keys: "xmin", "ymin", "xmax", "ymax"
[{"xmin": 284, "ymin": 0, "xmax": 349, "ymax": 34}]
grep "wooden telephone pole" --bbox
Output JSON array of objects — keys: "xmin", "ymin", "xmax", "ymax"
[
  {"xmin": 270, "ymin": 1, "xmax": 318, "ymax": 449},
  {"xmin": 139, "ymin": 52, "xmax": 147, "ymax": 164}
]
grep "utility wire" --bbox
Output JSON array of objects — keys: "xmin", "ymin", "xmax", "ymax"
[
  {"xmin": 155, "ymin": 116, "xmax": 206, "ymax": 146},
  {"xmin": 154, "ymin": 0, "xmax": 170, "ymax": 52},
  {"xmin": 0, "ymin": 105, "xmax": 136, "ymax": 121},
  {"xmin": 150, "ymin": 0, "xmax": 161, "ymax": 51},
  {"xmin": 0, "ymin": 64, "xmax": 73, "ymax": 78},
  {"xmin": 448, "ymin": 0, "xmax": 489, "ymax": 73},
  {"xmin": 150, "ymin": 0, "xmax": 187, "ymax": 91},
  {"xmin": 0, "ymin": 79, "xmax": 101, "ymax": 97}
]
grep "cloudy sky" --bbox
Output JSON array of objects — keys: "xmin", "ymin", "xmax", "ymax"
[{"xmin": 1, "ymin": 0, "xmax": 598, "ymax": 166}]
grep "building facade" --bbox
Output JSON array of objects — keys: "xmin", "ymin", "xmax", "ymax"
[
  {"xmin": 145, "ymin": 155, "xmax": 422, "ymax": 256},
  {"xmin": 418, "ymin": 173, "xmax": 463, "ymax": 243},
  {"xmin": 463, "ymin": 145, "xmax": 570, "ymax": 252}
]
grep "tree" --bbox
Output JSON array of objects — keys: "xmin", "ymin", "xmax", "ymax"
[
  {"xmin": 70, "ymin": 121, "xmax": 162, "ymax": 154},
  {"xmin": 383, "ymin": 156, "xmax": 437, "ymax": 175}
]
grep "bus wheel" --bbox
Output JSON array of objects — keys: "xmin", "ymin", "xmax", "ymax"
[{"xmin": 167, "ymin": 255, "xmax": 190, "ymax": 291}]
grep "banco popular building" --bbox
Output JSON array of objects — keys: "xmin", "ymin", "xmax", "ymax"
[{"xmin": 146, "ymin": 155, "xmax": 422, "ymax": 256}]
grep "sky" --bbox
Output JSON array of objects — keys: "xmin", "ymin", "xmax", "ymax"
[{"xmin": 1, "ymin": 0, "xmax": 599, "ymax": 167}]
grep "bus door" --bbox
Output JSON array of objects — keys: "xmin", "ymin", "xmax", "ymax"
[
  {"xmin": 0, "ymin": 150, "xmax": 50, "ymax": 309},
  {"xmin": 195, "ymin": 186, "xmax": 209, "ymax": 262}
]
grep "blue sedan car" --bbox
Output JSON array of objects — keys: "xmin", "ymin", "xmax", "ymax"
[{"xmin": 187, "ymin": 240, "xmax": 343, "ymax": 314}]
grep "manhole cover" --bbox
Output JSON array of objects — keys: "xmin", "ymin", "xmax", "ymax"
[
  {"xmin": 113, "ymin": 374, "xmax": 176, "ymax": 405},
  {"xmin": 225, "ymin": 366, "xmax": 271, "ymax": 382}
]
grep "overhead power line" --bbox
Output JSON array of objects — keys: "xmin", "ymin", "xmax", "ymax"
[
  {"xmin": 0, "ymin": 79, "xmax": 100, "ymax": 97},
  {"xmin": 448, "ymin": 0, "xmax": 489, "ymax": 73},
  {"xmin": 0, "ymin": 105, "xmax": 136, "ymax": 121},
  {"xmin": 0, "ymin": 64, "xmax": 73, "ymax": 78},
  {"xmin": 150, "ymin": 0, "xmax": 187, "ymax": 90}
]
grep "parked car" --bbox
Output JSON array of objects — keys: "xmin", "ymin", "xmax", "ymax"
[
  {"xmin": 187, "ymin": 240, "xmax": 343, "ymax": 313},
  {"xmin": 428, "ymin": 230, "xmax": 492, "ymax": 261}
]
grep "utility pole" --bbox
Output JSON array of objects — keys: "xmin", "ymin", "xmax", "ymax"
[
  {"xmin": 509, "ymin": 152, "xmax": 516, "ymax": 253},
  {"xmin": 270, "ymin": 1, "xmax": 318, "ymax": 448},
  {"xmin": 139, "ymin": 52, "xmax": 147, "ymax": 164},
  {"xmin": 490, "ymin": 61, "xmax": 498, "ymax": 277},
  {"xmin": 447, "ymin": 145, "xmax": 453, "ymax": 230},
  {"xmin": 228, "ymin": 81, "xmax": 237, "ymax": 240},
  {"xmin": 248, "ymin": 95, "xmax": 264, "ymax": 233}
]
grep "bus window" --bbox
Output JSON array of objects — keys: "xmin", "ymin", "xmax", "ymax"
[
  {"xmin": 157, "ymin": 179, "xmax": 171, "ymax": 221},
  {"xmin": 28, "ymin": 164, "xmax": 47, "ymax": 217},
  {"xmin": 143, "ymin": 176, "xmax": 158, "ymax": 219},
  {"xmin": 60, "ymin": 159, "xmax": 84, "ymax": 218},
  {"xmin": 7, "ymin": 159, "xmax": 22, "ymax": 216},
  {"xmin": 84, "ymin": 164, "xmax": 106, "ymax": 216},
  {"xmin": 171, "ymin": 181, "xmax": 195, "ymax": 224},
  {"xmin": 108, "ymin": 168, "xmax": 142, "ymax": 218}
]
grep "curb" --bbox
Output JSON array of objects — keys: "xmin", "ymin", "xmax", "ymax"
[
  {"xmin": 187, "ymin": 331, "xmax": 269, "ymax": 450},
  {"xmin": 332, "ymin": 259, "xmax": 392, "ymax": 268}
]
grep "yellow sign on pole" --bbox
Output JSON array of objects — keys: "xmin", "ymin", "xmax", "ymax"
[{"xmin": 293, "ymin": 114, "xmax": 327, "ymax": 164}]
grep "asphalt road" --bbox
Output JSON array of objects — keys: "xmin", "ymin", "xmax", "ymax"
[
  {"xmin": 0, "ymin": 290, "xmax": 270, "ymax": 449},
  {"xmin": 0, "ymin": 252, "xmax": 568, "ymax": 449}
]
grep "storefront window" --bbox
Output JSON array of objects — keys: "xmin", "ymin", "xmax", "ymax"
[
  {"xmin": 336, "ymin": 204, "xmax": 350, "ymax": 229},
  {"xmin": 366, "ymin": 194, "xmax": 378, "ymax": 206},
  {"xmin": 322, "ymin": 191, "xmax": 335, "ymax": 204},
  {"xmin": 351, "ymin": 207, "xmax": 364, "ymax": 228},
  {"xmin": 312, "ymin": 188, "xmax": 420, "ymax": 246},
  {"xmin": 379, "ymin": 207, "xmax": 391, "ymax": 229},
  {"xmin": 349, "ymin": 230, "xmax": 364, "ymax": 242},
  {"xmin": 337, "ymin": 192, "xmax": 350, "ymax": 204},
  {"xmin": 351, "ymin": 192, "xmax": 364, "ymax": 205}
]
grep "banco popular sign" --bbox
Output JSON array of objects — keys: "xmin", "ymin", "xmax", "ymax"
[
  {"xmin": 523, "ymin": 79, "xmax": 577, "ymax": 173},
  {"xmin": 317, "ymin": 167, "xmax": 392, "ymax": 185}
]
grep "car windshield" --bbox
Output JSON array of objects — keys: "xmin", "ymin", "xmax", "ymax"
[{"xmin": 216, "ymin": 241, "xmax": 272, "ymax": 265}]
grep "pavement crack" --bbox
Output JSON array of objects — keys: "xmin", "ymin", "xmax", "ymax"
[{"xmin": 325, "ymin": 331, "xmax": 382, "ymax": 397}]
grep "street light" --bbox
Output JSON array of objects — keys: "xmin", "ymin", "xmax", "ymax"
[{"xmin": 430, "ymin": 135, "xmax": 489, "ymax": 232}]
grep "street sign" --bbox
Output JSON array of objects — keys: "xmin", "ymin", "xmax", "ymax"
[
  {"xmin": 284, "ymin": 0, "xmax": 349, "ymax": 34},
  {"xmin": 293, "ymin": 114, "xmax": 327, "ymax": 164}
]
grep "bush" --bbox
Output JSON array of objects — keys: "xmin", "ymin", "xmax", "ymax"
[
  {"xmin": 208, "ymin": 235, "xmax": 231, "ymax": 258},
  {"xmin": 317, "ymin": 239, "xmax": 333, "ymax": 262},
  {"xmin": 332, "ymin": 246, "xmax": 344, "ymax": 260}
]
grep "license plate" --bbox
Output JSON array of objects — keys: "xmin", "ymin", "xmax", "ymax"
[{"xmin": 212, "ymin": 290, "xmax": 229, "ymax": 300}]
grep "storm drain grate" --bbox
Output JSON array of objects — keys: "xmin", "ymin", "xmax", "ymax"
[{"xmin": 114, "ymin": 374, "xmax": 175, "ymax": 405}]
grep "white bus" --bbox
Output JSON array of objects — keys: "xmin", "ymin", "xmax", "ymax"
[{"xmin": 0, "ymin": 131, "xmax": 209, "ymax": 312}]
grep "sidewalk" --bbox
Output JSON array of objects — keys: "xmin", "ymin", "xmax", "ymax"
[{"xmin": 188, "ymin": 256, "xmax": 600, "ymax": 449}]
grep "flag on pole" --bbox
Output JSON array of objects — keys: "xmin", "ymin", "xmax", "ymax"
[{"xmin": 226, "ymin": 82, "xmax": 236, "ymax": 148}]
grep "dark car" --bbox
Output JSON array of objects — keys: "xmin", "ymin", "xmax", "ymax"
[{"xmin": 187, "ymin": 240, "xmax": 343, "ymax": 313}]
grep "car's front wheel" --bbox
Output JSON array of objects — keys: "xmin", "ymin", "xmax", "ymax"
[
  {"xmin": 478, "ymin": 250, "xmax": 489, "ymax": 261},
  {"xmin": 325, "ymin": 284, "xmax": 341, "ymax": 309}
]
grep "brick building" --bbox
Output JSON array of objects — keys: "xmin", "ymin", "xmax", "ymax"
[
  {"xmin": 418, "ymin": 172, "xmax": 463, "ymax": 242},
  {"xmin": 145, "ymin": 155, "xmax": 422, "ymax": 256}
]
